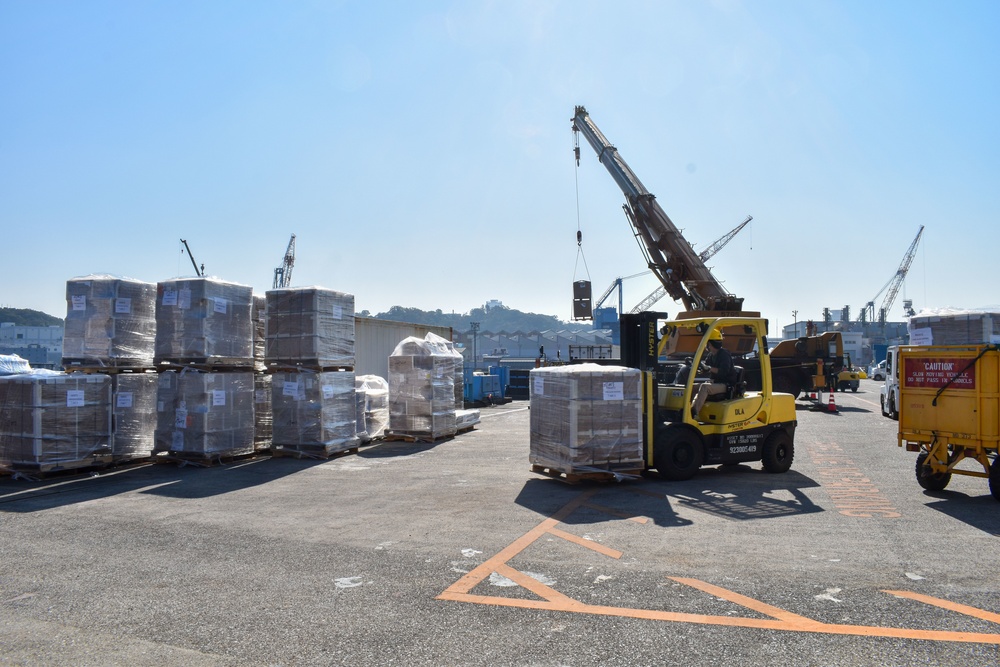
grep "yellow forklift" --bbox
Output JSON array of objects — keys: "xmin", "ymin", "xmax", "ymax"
[{"xmin": 620, "ymin": 313, "xmax": 798, "ymax": 480}]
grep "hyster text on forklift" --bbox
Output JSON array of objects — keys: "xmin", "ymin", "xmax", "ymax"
[{"xmin": 620, "ymin": 312, "xmax": 797, "ymax": 480}]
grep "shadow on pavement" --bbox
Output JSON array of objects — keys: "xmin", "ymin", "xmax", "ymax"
[
  {"xmin": 922, "ymin": 491, "xmax": 1000, "ymax": 536},
  {"xmin": 0, "ymin": 454, "xmax": 321, "ymax": 511}
]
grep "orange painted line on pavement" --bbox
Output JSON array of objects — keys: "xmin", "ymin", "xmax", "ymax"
[
  {"xmin": 884, "ymin": 590, "xmax": 1000, "ymax": 625},
  {"xmin": 670, "ymin": 577, "xmax": 821, "ymax": 628},
  {"xmin": 437, "ymin": 488, "xmax": 1000, "ymax": 645},
  {"xmin": 441, "ymin": 487, "xmax": 600, "ymax": 596},
  {"xmin": 580, "ymin": 501, "xmax": 649, "ymax": 523},
  {"xmin": 547, "ymin": 526, "xmax": 623, "ymax": 559}
]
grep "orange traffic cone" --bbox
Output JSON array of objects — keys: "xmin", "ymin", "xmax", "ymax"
[{"xmin": 827, "ymin": 387, "xmax": 838, "ymax": 413}]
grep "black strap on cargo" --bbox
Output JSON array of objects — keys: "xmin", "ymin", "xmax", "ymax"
[{"xmin": 931, "ymin": 344, "xmax": 999, "ymax": 406}]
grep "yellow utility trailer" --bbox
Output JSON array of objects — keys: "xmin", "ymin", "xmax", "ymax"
[{"xmin": 897, "ymin": 344, "xmax": 1000, "ymax": 501}]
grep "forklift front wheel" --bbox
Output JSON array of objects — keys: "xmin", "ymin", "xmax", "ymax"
[
  {"xmin": 761, "ymin": 430, "xmax": 794, "ymax": 474},
  {"xmin": 915, "ymin": 451, "xmax": 951, "ymax": 492},
  {"xmin": 654, "ymin": 427, "xmax": 704, "ymax": 482}
]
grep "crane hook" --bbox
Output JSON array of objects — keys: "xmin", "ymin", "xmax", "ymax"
[{"xmin": 577, "ymin": 230, "xmax": 582, "ymax": 246}]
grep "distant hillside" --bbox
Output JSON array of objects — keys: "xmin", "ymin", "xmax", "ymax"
[
  {"xmin": 0, "ymin": 307, "xmax": 63, "ymax": 326},
  {"xmin": 363, "ymin": 305, "xmax": 595, "ymax": 333}
]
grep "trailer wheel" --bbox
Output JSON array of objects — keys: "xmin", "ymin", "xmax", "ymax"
[
  {"xmin": 654, "ymin": 426, "xmax": 704, "ymax": 481},
  {"xmin": 989, "ymin": 456, "xmax": 1000, "ymax": 502},
  {"xmin": 888, "ymin": 395, "xmax": 899, "ymax": 421},
  {"xmin": 915, "ymin": 452, "xmax": 951, "ymax": 492},
  {"xmin": 761, "ymin": 431, "xmax": 794, "ymax": 474}
]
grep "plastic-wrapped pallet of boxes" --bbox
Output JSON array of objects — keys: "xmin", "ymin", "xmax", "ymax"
[
  {"xmin": 154, "ymin": 370, "xmax": 255, "ymax": 459},
  {"xmin": 154, "ymin": 277, "xmax": 254, "ymax": 364},
  {"xmin": 264, "ymin": 287, "xmax": 355, "ymax": 368},
  {"xmin": 62, "ymin": 275, "xmax": 157, "ymax": 368},
  {"xmin": 355, "ymin": 374, "xmax": 389, "ymax": 442},
  {"xmin": 0, "ymin": 372, "xmax": 113, "ymax": 472},
  {"xmin": 388, "ymin": 336, "xmax": 458, "ymax": 439},
  {"xmin": 111, "ymin": 372, "xmax": 158, "ymax": 461},
  {"xmin": 908, "ymin": 309, "xmax": 1000, "ymax": 345},
  {"xmin": 529, "ymin": 364, "xmax": 644, "ymax": 474},
  {"xmin": 254, "ymin": 374, "xmax": 272, "ymax": 452},
  {"xmin": 271, "ymin": 370, "xmax": 357, "ymax": 455},
  {"xmin": 252, "ymin": 294, "xmax": 266, "ymax": 372}
]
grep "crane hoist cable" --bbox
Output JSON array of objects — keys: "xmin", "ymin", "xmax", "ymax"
[{"xmin": 572, "ymin": 127, "xmax": 591, "ymax": 284}]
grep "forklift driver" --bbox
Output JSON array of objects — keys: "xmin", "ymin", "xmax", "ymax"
[{"xmin": 691, "ymin": 329, "xmax": 736, "ymax": 419}]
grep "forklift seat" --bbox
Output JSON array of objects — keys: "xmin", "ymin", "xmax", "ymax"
[{"xmin": 707, "ymin": 366, "xmax": 746, "ymax": 402}]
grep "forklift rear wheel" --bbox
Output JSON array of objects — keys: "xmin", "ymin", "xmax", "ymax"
[
  {"xmin": 761, "ymin": 431, "xmax": 794, "ymax": 473},
  {"xmin": 915, "ymin": 452, "xmax": 951, "ymax": 492},
  {"xmin": 654, "ymin": 427, "xmax": 704, "ymax": 482},
  {"xmin": 989, "ymin": 456, "xmax": 1000, "ymax": 502}
]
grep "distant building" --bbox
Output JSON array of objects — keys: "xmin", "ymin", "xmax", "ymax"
[{"xmin": 0, "ymin": 323, "xmax": 64, "ymax": 369}]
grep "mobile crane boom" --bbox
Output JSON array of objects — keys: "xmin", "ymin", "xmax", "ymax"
[{"xmin": 572, "ymin": 105, "xmax": 742, "ymax": 313}]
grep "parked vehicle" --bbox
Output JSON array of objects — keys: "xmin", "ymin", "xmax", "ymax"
[
  {"xmin": 880, "ymin": 347, "xmax": 900, "ymax": 419},
  {"xmin": 870, "ymin": 359, "xmax": 887, "ymax": 381}
]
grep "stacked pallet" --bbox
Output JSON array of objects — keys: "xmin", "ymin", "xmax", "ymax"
[
  {"xmin": 265, "ymin": 287, "xmax": 358, "ymax": 458},
  {"xmin": 60, "ymin": 275, "xmax": 159, "ymax": 464},
  {"xmin": 387, "ymin": 334, "xmax": 461, "ymax": 440},
  {"xmin": 62, "ymin": 275, "xmax": 157, "ymax": 369},
  {"xmin": 909, "ymin": 309, "xmax": 1000, "ymax": 345},
  {"xmin": 355, "ymin": 374, "xmax": 389, "ymax": 442},
  {"xmin": 0, "ymin": 372, "xmax": 113, "ymax": 474},
  {"xmin": 153, "ymin": 277, "xmax": 256, "ymax": 462},
  {"xmin": 528, "ymin": 364, "xmax": 644, "ymax": 478}
]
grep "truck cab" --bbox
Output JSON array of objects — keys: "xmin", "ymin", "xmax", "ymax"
[{"xmin": 880, "ymin": 346, "xmax": 901, "ymax": 419}]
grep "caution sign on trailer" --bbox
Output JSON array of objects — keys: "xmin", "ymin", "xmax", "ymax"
[{"xmin": 903, "ymin": 357, "xmax": 976, "ymax": 389}]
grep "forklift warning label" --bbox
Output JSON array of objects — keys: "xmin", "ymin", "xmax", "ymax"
[{"xmin": 903, "ymin": 358, "xmax": 975, "ymax": 389}]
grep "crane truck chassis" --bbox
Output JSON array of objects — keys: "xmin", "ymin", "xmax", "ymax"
[{"xmin": 620, "ymin": 313, "xmax": 797, "ymax": 480}]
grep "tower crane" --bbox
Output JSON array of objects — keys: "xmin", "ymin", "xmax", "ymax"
[
  {"xmin": 857, "ymin": 226, "xmax": 923, "ymax": 326},
  {"xmin": 273, "ymin": 234, "xmax": 296, "ymax": 289},
  {"xmin": 630, "ymin": 215, "xmax": 753, "ymax": 314}
]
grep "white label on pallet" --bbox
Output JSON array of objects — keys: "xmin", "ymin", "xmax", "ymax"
[
  {"xmin": 213, "ymin": 297, "xmax": 227, "ymax": 314},
  {"xmin": 212, "ymin": 390, "xmax": 226, "ymax": 406},
  {"xmin": 115, "ymin": 297, "xmax": 131, "ymax": 314},
  {"xmin": 178, "ymin": 288, "xmax": 191, "ymax": 310},
  {"xmin": 117, "ymin": 391, "xmax": 133, "ymax": 409},
  {"xmin": 162, "ymin": 289, "xmax": 178, "ymax": 306},
  {"xmin": 255, "ymin": 389, "xmax": 267, "ymax": 403},
  {"xmin": 533, "ymin": 376, "xmax": 544, "ymax": 395},
  {"xmin": 603, "ymin": 381, "xmax": 624, "ymax": 401},
  {"xmin": 175, "ymin": 409, "xmax": 187, "ymax": 429},
  {"xmin": 66, "ymin": 390, "xmax": 85, "ymax": 407},
  {"xmin": 283, "ymin": 381, "xmax": 300, "ymax": 397},
  {"xmin": 71, "ymin": 295, "xmax": 86, "ymax": 311},
  {"xmin": 333, "ymin": 305, "xmax": 343, "ymax": 319},
  {"xmin": 321, "ymin": 384, "xmax": 334, "ymax": 399}
]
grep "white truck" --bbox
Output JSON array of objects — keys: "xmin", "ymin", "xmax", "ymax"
[{"xmin": 879, "ymin": 346, "xmax": 901, "ymax": 419}]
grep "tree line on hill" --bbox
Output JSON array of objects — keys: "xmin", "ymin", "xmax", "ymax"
[
  {"xmin": 360, "ymin": 304, "xmax": 595, "ymax": 333},
  {"xmin": 2, "ymin": 303, "xmax": 597, "ymax": 334},
  {"xmin": 0, "ymin": 308, "xmax": 63, "ymax": 327}
]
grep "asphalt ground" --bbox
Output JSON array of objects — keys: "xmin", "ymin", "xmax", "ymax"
[{"xmin": 1, "ymin": 378, "xmax": 998, "ymax": 666}]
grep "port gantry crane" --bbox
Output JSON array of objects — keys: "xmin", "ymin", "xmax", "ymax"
[
  {"xmin": 572, "ymin": 105, "xmax": 744, "ymax": 315},
  {"xmin": 273, "ymin": 234, "xmax": 296, "ymax": 289},
  {"xmin": 857, "ymin": 225, "xmax": 924, "ymax": 326}
]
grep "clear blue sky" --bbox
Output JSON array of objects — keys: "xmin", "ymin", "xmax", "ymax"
[{"xmin": 3, "ymin": 1, "xmax": 998, "ymax": 336}]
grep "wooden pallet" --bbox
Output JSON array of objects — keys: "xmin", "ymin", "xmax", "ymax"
[
  {"xmin": 383, "ymin": 430, "xmax": 455, "ymax": 444},
  {"xmin": 456, "ymin": 424, "xmax": 478, "ymax": 435},
  {"xmin": 152, "ymin": 449, "xmax": 258, "ymax": 467},
  {"xmin": 263, "ymin": 362, "xmax": 355, "ymax": 374},
  {"xmin": 62, "ymin": 362, "xmax": 157, "ymax": 374},
  {"xmin": 530, "ymin": 464, "xmax": 644, "ymax": 485},
  {"xmin": 269, "ymin": 445, "xmax": 359, "ymax": 460},
  {"xmin": 154, "ymin": 358, "xmax": 256, "ymax": 371},
  {"xmin": 1, "ymin": 455, "xmax": 114, "ymax": 480}
]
